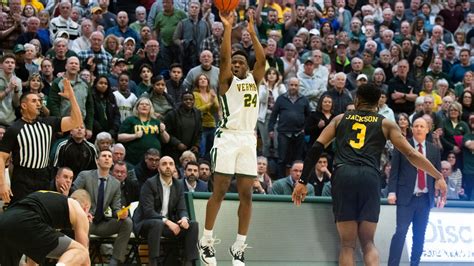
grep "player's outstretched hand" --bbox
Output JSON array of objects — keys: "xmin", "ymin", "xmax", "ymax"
[
  {"xmin": 292, "ymin": 183, "xmax": 308, "ymax": 206},
  {"xmin": 219, "ymin": 11, "xmax": 234, "ymax": 27},
  {"xmin": 58, "ymin": 79, "xmax": 75, "ymax": 101},
  {"xmin": 247, "ymin": 14, "xmax": 256, "ymax": 34}
]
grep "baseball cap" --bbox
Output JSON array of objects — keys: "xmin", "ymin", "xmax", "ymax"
[
  {"xmin": 446, "ymin": 43, "xmax": 455, "ymax": 49},
  {"xmin": 124, "ymin": 37, "xmax": 136, "ymax": 45},
  {"xmin": 114, "ymin": 58, "xmax": 126, "ymax": 66},
  {"xmin": 350, "ymin": 36, "xmax": 360, "ymax": 43},
  {"xmin": 304, "ymin": 57, "xmax": 314, "ymax": 64},
  {"xmin": 357, "ymin": 74, "xmax": 368, "ymax": 81},
  {"xmin": 337, "ymin": 42, "xmax": 347, "ymax": 49},
  {"xmin": 309, "ymin": 28, "xmax": 320, "ymax": 36},
  {"xmin": 91, "ymin": 6, "xmax": 102, "ymax": 14},
  {"xmin": 13, "ymin": 44, "xmax": 25, "ymax": 54}
]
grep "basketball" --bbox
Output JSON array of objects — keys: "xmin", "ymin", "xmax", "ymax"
[{"xmin": 214, "ymin": 0, "xmax": 239, "ymax": 12}]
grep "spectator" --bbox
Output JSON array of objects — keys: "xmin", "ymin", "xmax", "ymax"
[
  {"xmin": 48, "ymin": 56, "xmax": 94, "ymax": 137},
  {"xmin": 255, "ymin": 0, "xmax": 295, "ymax": 41},
  {"xmin": 94, "ymin": 131, "xmax": 114, "ymax": 152},
  {"xmin": 0, "ymin": 54, "xmax": 22, "ymax": 127},
  {"xmin": 192, "ymin": 73, "xmax": 219, "ymax": 159},
  {"xmin": 111, "ymin": 160, "xmax": 139, "ymax": 207},
  {"xmin": 460, "ymin": 91, "xmax": 474, "ymax": 123},
  {"xmin": 118, "ymin": 97, "xmax": 170, "ymax": 165},
  {"xmin": 270, "ymin": 160, "xmax": 315, "ymax": 195},
  {"xmin": 49, "ymin": 0, "xmax": 80, "ymax": 43},
  {"xmin": 132, "ymin": 40, "xmax": 166, "ymax": 83},
  {"xmin": 256, "ymin": 156, "xmax": 273, "ymax": 193},
  {"xmin": 462, "ymin": 115, "xmax": 474, "ymax": 200},
  {"xmin": 199, "ymin": 21, "xmax": 222, "ymax": 69},
  {"xmin": 0, "ymin": 79, "xmax": 83, "ymax": 204},
  {"xmin": 173, "ymin": 1, "xmax": 210, "ymax": 72},
  {"xmin": 50, "ymin": 166, "xmax": 74, "ymax": 196},
  {"xmin": 268, "ymin": 77, "xmax": 310, "ymax": 178},
  {"xmin": 454, "ymin": 71, "xmax": 474, "ymax": 98},
  {"xmin": 163, "ymin": 90, "xmax": 201, "ymax": 165},
  {"xmin": 97, "ymin": 0, "xmax": 117, "ymax": 31},
  {"xmin": 165, "ymin": 63, "xmax": 185, "ymax": 104},
  {"xmin": 441, "ymin": 102, "xmax": 470, "ymax": 160},
  {"xmin": 129, "ymin": 6, "xmax": 147, "ymax": 35},
  {"xmin": 73, "ymin": 149, "xmax": 133, "ymax": 265},
  {"xmin": 152, "ymin": 0, "xmax": 186, "ymax": 68},
  {"xmin": 105, "ymin": 11, "xmax": 140, "ymax": 44},
  {"xmin": 438, "ymin": 0, "xmax": 465, "ymax": 34},
  {"xmin": 113, "ymin": 72, "xmax": 138, "ymax": 122},
  {"xmin": 387, "ymin": 60, "xmax": 419, "ymax": 114},
  {"xmin": 322, "ymin": 72, "xmax": 353, "ymax": 116},
  {"xmin": 182, "ymin": 161, "xmax": 208, "ymax": 192},
  {"xmin": 308, "ymin": 153, "xmax": 332, "ymax": 196},
  {"xmin": 299, "ymin": 49, "xmax": 328, "ymax": 111},
  {"xmin": 198, "ymin": 159, "xmax": 211, "ymax": 184},
  {"xmin": 91, "ymin": 75, "xmax": 121, "ymax": 139},
  {"xmin": 305, "ymin": 94, "xmax": 335, "ymax": 152},
  {"xmin": 77, "ymin": 31, "xmax": 112, "ymax": 77},
  {"xmin": 441, "ymin": 160, "xmax": 467, "ymax": 200},
  {"xmin": 412, "ymin": 95, "xmax": 443, "ymax": 131},
  {"xmin": 257, "ymin": 67, "xmax": 286, "ymax": 158},
  {"xmin": 132, "ymin": 156, "xmax": 199, "ymax": 266},
  {"xmin": 16, "ymin": 16, "xmax": 49, "ymax": 54},
  {"xmin": 39, "ymin": 58, "xmax": 54, "ymax": 95},
  {"xmin": 449, "ymin": 49, "xmax": 474, "ymax": 84},
  {"xmin": 378, "ymin": 89, "xmax": 395, "ymax": 122},
  {"xmin": 52, "ymin": 124, "xmax": 97, "ymax": 178},
  {"xmin": 332, "ymin": 42, "xmax": 350, "ymax": 73},
  {"xmin": 70, "ymin": 19, "xmax": 93, "ymax": 54},
  {"xmin": 437, "ymin": 95, "xmax": 454, "ymax": 121},
  {"xmin": 182, "ymin": 50, "xmax": 220, "ymax": 91},
  {"xmin": 0, "ymin": 0, "xmax": 23, "ymax": 52},
  {"xmin": 427, "ymin": 57, "xmax": 452, "ymax": 88},
  {"xmin": 142, "ymin": 75, "xmax": 175, "ymax": 119},
  {"xmin": 135, "ymin": 64, "xmax": 153, "ymax": 98}
]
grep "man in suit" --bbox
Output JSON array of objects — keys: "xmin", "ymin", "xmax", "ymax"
[
  {"xmin": 387, "ymin": 118, "xmax": 444, "ymax": 266},
  {"xmin": 133, "ymin": 156, "xmax": 199, "ymax": 266},
  {"xmin": 182, "ymin": 161, "xmax": 208, "ymax": 193},
  {"xmin": 270, "ymin": 161, "xmax": 315, "ymax": 196},
  {"xmin": 73, "ymin": 149, "xmax": 133, "ymax": 265}
]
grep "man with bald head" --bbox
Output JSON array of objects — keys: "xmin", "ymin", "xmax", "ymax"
[
  {"xmin": 105, "ymin": 11, "xmax": 140, "ymax": 44},
  {"xmin": 133, "ymin": 156, "xmax": 199, "ymax": 266},
  {"xmin": 48, "ymin": 56, "xmax": 94, "ymax": 138},
  {"xmin": 182, "ymin": 50, "xmax": 220, "ymax": 91},
  {"xmin": 388, "ymin": 117, "xmax": 443, "ymax": 266},
  {"xmin": 77, "ymin": 31, "xmax": 112, "ymax": 76}
]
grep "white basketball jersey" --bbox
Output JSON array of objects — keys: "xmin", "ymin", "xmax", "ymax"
[
  {"xmin": 113, "ymin": 91, "xmax": 138, "ymax": 122},
  {"xmin": 218, "ymin": 73, "xmax": 259, "ymax": 131}
]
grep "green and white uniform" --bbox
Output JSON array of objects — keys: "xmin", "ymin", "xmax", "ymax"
[{"xmin": 211, "ymin": 73, "xmax": 259, "ymax": 176}]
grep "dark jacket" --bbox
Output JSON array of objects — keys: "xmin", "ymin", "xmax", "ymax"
[
  {"xmin": 92, "ymin": 85, "xmax": 121, "ymax": 139},
  {"xmin": 182, "ymin": 178, "xmax": 208, "ymax": 192},
  {"xmin": 134, "ymin": 160, "xmax": 158, "ymax": 190},
  {"xmin": 268, "ymin": 92, "xmax": 310, "ymax": 134},
  {"xmin": 132, "ymin": 175, "xmax": 189, "ymax": 235}
]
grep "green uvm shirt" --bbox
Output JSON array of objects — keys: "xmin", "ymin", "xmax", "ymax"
[{"xmin": 119, "ymin": 116, "xmax": 163, "ymax": 165}]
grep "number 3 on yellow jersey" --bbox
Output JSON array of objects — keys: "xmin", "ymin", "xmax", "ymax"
[{"xmin": 349, "ymin": 122, "xmax": 366, "ymax": 149}]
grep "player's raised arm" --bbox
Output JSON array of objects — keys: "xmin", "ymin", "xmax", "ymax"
[
  {"xmin": 248, "ymin": 15, "xmax": 265, "ymax": 84},
  {"xmin": 218, "ymin": 11, "xmax": 234, "ymax": 96}
]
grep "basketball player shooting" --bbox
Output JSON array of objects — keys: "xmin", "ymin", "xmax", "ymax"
[{"xmin": 198, "ymin": 9, "xmax": 265, "ymax": 266}]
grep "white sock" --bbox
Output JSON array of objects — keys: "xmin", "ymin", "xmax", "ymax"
[
  {"xmin": 232, "ymin": 234, "xmax": 247, "ymax": 249},
  {"xmin": 203, "ymin": 229, "xmax": 213, "ymax": 240}
]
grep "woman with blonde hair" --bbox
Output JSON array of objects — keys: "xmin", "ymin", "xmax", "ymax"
[
  {"xmin": 193, "ymin": 73, "xmax": 219, "ymax": 159},
  {"xmin": 118, "ymin": 97, "xmax": 170, "ymax": 165},
  {"xmin": 104, "ymin": 34, "xmax": 121, "ymax": 56}
]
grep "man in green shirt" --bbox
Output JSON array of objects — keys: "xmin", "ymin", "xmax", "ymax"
[{"xmin": 153, "ymin": 0, "xmax": 186, "ymax": 68}]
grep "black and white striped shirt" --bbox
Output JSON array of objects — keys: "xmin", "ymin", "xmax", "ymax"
[{"xmin": 0, "ymin": 117, "xmax": 61, "ymax": 169}]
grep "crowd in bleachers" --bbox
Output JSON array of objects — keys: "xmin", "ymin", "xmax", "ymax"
[{"xmin": 0, "ymin": 0, "xmax": 474, "ymax": 199}]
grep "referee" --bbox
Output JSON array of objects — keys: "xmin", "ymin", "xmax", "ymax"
[{"xmin": 0, "ymin": 79, "xmax": 83, "ymax": 203}]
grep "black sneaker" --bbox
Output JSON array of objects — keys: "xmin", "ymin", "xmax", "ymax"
[
  {"xmin": 229, "ymin": 244, "xmax": 249, "ymax": 266},
  {"xmin": 198, "ymin": 237, "xmax": 220, "ymax": 265}
]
